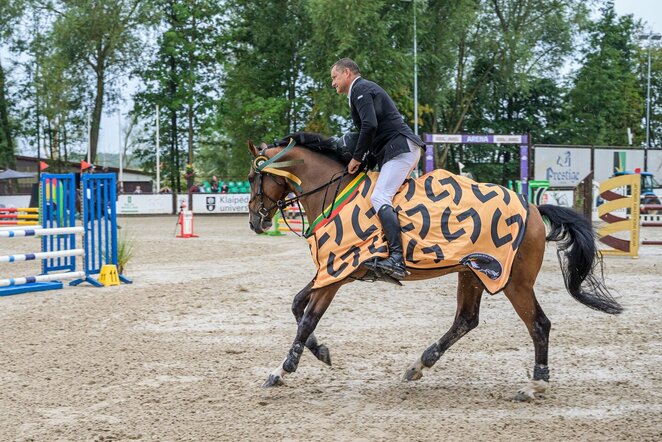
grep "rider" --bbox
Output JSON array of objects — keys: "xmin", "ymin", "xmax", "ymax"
[{"xmin": 330, "ymin": 58, "xmax": 425, "ymax": 280}]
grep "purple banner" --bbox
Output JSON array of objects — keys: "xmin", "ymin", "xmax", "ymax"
[
  {"xmin": 425, "ymin": 144, "xmax": 434, "ymax": 173},
  {"xmin": 422, "ymin": 133, "xmax": 530, "ymax": 197},
  {"xmin": 424, "ymin": 134, "xmax": 526, "ymax": 144}
]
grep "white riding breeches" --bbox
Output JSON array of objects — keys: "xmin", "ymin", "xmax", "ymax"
[{"xmin": 370, "ymin": 139, "xmax": 422, "ymax": 210}]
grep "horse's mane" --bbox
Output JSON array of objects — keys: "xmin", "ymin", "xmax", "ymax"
[{"xmin": 271, "ymin": 132, "xmax": 348, "ymax": 165}]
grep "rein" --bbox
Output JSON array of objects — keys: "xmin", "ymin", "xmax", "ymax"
[{"xmin": 252, "ymin": 139, "xmax": 349, "ymax": 237}]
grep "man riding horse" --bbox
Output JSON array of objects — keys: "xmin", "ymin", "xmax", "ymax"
[
  {"xmin": 245, "ymin": 59, "xmax": 622, "ymax": 401},
  {"xmin": 331, "ymin": 58, "xmax": 425, "ymax": 280}
]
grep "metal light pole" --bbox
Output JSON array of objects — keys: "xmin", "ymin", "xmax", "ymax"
[{"xmin": 639, "ymin": 33, "xmax": 661, "ymax": 170}]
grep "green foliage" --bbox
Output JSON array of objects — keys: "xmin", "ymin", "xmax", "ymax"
[
  {"xmin": 48, "ymin": 0, "xmax": 154, "ymax": 163},
  {"xmin": 0, "ymin": 0, "xmax": 24, "ymax": 168},
  {"xmin": 2, "ymin": 0, "xmax": 662, "ymax": 187},
  {"xmin": 132, "ymin": 0, "xmax": 225, "ymax": 191},
  {"xmin": 0, "ymin": 61, "xmax": 15, "ymax": 168},
  {"xmin": 305, "ymin": 0, "xmax": 411, "ymax": 133},
  {"xmin": 443, "ymin": 0, "xmax": 588, "ymax": 183},
  {"xmin": 647, "ymin": 46, "xmax": 662, "ymax": 147},
  {"xmin": 561, "ymin": 3, "xmax": 643, "ymax": 146},
  {"xmin": 116, "ymin": 230, "xmax": 135, "ymax": 275}
]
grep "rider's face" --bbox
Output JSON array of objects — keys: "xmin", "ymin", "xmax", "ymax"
[{"xmin": 331, "ymin": 66, "xmax": 352, "ymax": 95}]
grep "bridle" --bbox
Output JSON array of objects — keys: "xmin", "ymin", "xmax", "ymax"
[{"xmin": 250, "ymin": 139, "xmax": 348, "ymax": 236}]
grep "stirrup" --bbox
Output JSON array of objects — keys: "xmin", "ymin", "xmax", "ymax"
[
  {"xmin": 362, "ymin": 261, "xmax": 404, "ymax": 286},
  {"xmin": 365, "ymin": 257, "xmax": 407, "ymax": 280}
]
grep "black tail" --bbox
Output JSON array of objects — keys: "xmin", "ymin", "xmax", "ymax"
[{"xmin": 537, "ymin": 204, "xmax": 622, "ymax": 315}]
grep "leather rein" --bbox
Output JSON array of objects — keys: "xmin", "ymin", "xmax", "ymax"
[{"xmin": 252, "ymin": 139, "xmax": 348, "ymax": 237}]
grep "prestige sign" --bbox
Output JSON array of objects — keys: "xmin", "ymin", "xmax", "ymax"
[{"xmin": 534, "ymin": 147, "xmax": 591, "ymax": 187}]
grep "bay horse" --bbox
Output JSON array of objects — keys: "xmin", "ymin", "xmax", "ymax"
[{"xmin": 246, "ymin": 139, "xmax": 622, "ymax": 401}]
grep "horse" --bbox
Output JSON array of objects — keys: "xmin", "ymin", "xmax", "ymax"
[{"xmin": 246, "ymin": 138, "xmax": 622, "ymax": 401}]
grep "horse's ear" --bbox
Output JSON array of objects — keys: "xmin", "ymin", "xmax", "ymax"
[{"xmin": 247, "ymin": 139, "xmax": 259, "ymax": 157}]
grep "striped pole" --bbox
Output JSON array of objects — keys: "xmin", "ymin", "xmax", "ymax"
[
  {"xmin": 0, "ymin": 249, "xmax": 83, "ymax": 263},
  {"xmin": 0, "ymin": 221, "xmax": 40, "ymax": 226},
  {"xmin": 0, "ymin": 208, "xmax": 39, "ymax": 213},
  {"xmin": 0, "ymin": 214, "xmax": 39, "ymax": 219},
  {"xmin": 0, "ymin": 227, "xmax": 84, "ymax": 238},
  {"xmin": 0, "ymin": 271, "xmax": 85, "ymax": 287},
  {"xmin": 0, "ymin": 225, "xmax": 43, "ymax": 230}
]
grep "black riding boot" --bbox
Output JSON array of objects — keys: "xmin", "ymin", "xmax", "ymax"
[{"xmin": 372, "ymin": 205, "xmax": 407, "ymax": 280}]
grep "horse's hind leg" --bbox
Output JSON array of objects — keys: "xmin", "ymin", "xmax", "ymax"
[
  {"xmin": 292, "ymin": 281, "xmax": 331, "ymax": 365},
  {"xmin": 264, "ymin": 283, "xmax": 340, "ymax": 387},
  {"xmin": 404, "ymin": 270, "xmax": 483, "ymax": 381},
  {"xmin": 503, "ymin": 279, "xmax": 551, "ymax": 402}
]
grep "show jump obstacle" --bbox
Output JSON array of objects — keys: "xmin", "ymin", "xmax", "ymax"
[
  {"xmin": 0, "ymin": 173, "xmax": 131, "ymax": 296},
  {"xmin": 597, "ymin": 173, "xmax": 662, "ymax": 258},
  {"xmin": 597, "ymin": 173, "xmax": 640, "ymax": 258}
]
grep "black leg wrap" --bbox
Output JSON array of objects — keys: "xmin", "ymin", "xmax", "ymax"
[
  {"xmin": 282, "ymin": 342, "xmax": 305, "ymax": 373},
  {"xmin": 533, "ymin": 364, "xmax": 550, "ymax": 382},
  {"xmin": 421, "ymin": 345, "xmax": 441, "ymax": 368}
]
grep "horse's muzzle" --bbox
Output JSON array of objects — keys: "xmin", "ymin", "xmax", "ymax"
[{"xmin": 249, "ymin": 214, "xmax": 272, "ymax": 234}]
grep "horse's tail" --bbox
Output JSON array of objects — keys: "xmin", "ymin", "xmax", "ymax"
[{"xmin": 537, "ymin": 204, "xmax": 623, "ymax": 315}]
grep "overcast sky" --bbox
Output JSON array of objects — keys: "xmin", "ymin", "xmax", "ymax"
[{"xmin": 614, "ymin": 0, "xmax": 662, "ymax": 32}]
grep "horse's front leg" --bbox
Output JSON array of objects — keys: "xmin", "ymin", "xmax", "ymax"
[
  {"xmin": 292, "ymin": 281, "xmax": 332, "ymax": 366},
  {"xmin": 264, "ymin": 283, "xmax": 340, "ymax": 387}
]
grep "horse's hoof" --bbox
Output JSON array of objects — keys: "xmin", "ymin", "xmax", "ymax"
[
  {"xmin": 262, "ymin": 374, "xmax": 284, "ymax": 388},
  {"xmin": 403, "ymin": 366, "xmax": 423, "ymax": 381},
  {"xmin": 314, "ymin": 344, "xmax": 332, "ymax": 366}
]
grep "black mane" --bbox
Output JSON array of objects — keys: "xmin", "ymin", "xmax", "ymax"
[{"xmin": 271, "ymin": 132, "xmax": 349, "ymax": 165}]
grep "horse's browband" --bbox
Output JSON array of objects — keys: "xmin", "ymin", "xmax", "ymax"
[{"xmin": 255, "ymin": 139, "xmax": 304, "ymax": 192}]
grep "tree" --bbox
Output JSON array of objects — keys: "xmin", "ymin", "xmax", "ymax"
[
  {"xmin": 0, "ymin": 0, "xmax": 24, "ymax": 168},
  {"xmin": 133, "ymin": 0, "xmax": 226, "ymax": 192},
  {"xmin": 634, "ymin": 35, "xmax": 662, "ymax": 149},
  {"xmin": 45, "ymin": 0, "xmax": 153, "ymax": 163},
  {"xmin": 205, "ymin": 0, "xmax": 312, "ymax": 179},
  {"xmin": 562, "ymin": 3, "xmax": 643, "ymax": 146},
  {"xmin": 0, "ymin": 57, "xmax": 15, "ymax": 169},
  {"xmin": 305, "ymin": 0, "xmax": 411, "ymax": 135},
  {"xmin": 433, "ymin": 0, "xmax": 587, "ymax": 182}
]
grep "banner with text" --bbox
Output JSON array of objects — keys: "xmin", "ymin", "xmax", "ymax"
[
  {"xmin": 194, "ymin": 193, "xmax": 250, "ymax": 213},
  {"xmin": 534, "ymin": 147, "xmax": 592, "ymax": 187}
]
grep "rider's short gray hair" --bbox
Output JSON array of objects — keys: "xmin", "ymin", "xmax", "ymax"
[{"xmin": 332, "ymin": 58, "xmax": 360, "ymax": 74}]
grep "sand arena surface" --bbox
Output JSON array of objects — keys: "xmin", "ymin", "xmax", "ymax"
[{"xmin": 0, "ymin": 215, "xmax": 660, "ymax": 441}]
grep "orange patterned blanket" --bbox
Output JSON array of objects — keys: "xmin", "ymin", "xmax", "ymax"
[{"xmin": 306, "ymin": 170, "xmax": 529, "ymax": 293}]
